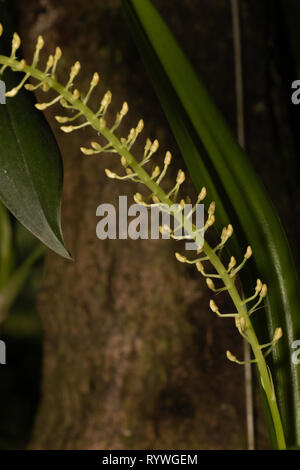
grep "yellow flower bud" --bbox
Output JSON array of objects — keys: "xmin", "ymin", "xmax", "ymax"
[
  {"xmin": 150, "ymin": 139, "xmax": 159, "ymax": 153},
  {"xmin": 209, "ymin": 299, "xmax": 219, "ymax": 313},
  {"xmin": 55, "ymin": 116, "xmax": 69, "ymax": 123},
  {"xmin": 37, "ymin": 35, "xmax": 45, "ymax": 50},
  {"xmin": 228, "ymin": 256, "xmax": 236, "ymax": 271},
  {"xmin": 198, "ymin": 187, "xmax": 207, "ymax": 201},
  {"xmin": 245, "ymin": 245, "xmax": 252, "ymax": 259},
  {"xmin": 120, "ymin": 102, "xmax": 129, "ymax": 116},
  {"xmin": 226, "ymin": 350, "xmax": 237, "ymax": 362},
  {"xmin": 12, "ymin": 33, "xmax": 21, "ymax": 51},
  {"xmin": 227, "ymin": 224, "xmax": 234, "ymax": 238},
  {"xmin": 208, "ymin": 201, "xmax": 216, "ymax": 216},
  {"xmin": 6, "ymin": 88, "xmax": 18, "ymax": 97},
  {"xmin": 260, "ymin": 284, "xmax": 268, "ymax": 298},
  {"xmin": 235, "ymin": 316, "xmax": 246, "ymax": 330},
  {"xmin": 101, "ymin": 90, "xmax": 112, "ymax": 108},
  {"xmin": 255, "ymin": 279, "xmax": 262, "ymax": 292},
  {"xmin": 91, "ymin": 72, "xmax": 100, "ymax": 87},
  {"xmin": 196, "ymin": 261, "xmax": 204, "ymax": 274},
  {"xmin": 60, "ymin": 126, "xmax": 74, "ymax": 133},
  {"xmin": 80, "ymin": 147, "xmax": 94, "ymax": 155},
  {"xmin": 175, "ymin": 252, "xmax": 187, "ymax": 263},
  {"xmin": 134, "ymin": 193, "xmax": 144, "ymax": 204},
  {"xmin": 55, "ymin": 47, "xmax": 62, "ymax": 60},
  {"xmin": 164, "ymin": 151, "xmax": 172, "ymax": 166},
  {"xmin": 136, "ymin": 119, "xmax": 144, "ymax": 133},
  {"xmin": 273, "ymin": 327, "xmax": 283, "ymax": 343},
  {"xmin": 151, "ymin": 166, "xmax": 160, "ymax": 179},
  {"xmin": 206, "ymin": 278, "xmax": 215, "ymax": 291},
  {"xmin": 105, "ymin": 169, "xmax": 117, "ymax": 179},
  {"xmin": 91, "ymin": 142, "xmax": 101, "ymax": 150},
  {"xmin": 176, "ymin": 170, "xmax": 185, "ymax": 185},
  {"xmin": 73, "ymin": 89, "xmax": 80, "ymax": 100}
]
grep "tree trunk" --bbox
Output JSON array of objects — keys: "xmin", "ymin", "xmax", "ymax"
[{"xmin": 18, "ymin": 0, "xmax": 297, "ymax": 449}]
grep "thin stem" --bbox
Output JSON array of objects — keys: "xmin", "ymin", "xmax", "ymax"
[
  {"xmin": 0, "ymin": 54, "xmax": 286, "ymax": 449},
  {"xmin": 0, "ymin": 200, "xmax": 14, "ymax": 288}
]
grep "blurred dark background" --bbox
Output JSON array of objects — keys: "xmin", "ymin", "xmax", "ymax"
[{"xmin": 0, "ymin": 0, "xmax": 300, "ymax": 450}]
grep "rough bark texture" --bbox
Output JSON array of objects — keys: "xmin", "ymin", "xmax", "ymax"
[{"xmin": 17, "ymin": 0, "xmax": 298, "ymax": 449}]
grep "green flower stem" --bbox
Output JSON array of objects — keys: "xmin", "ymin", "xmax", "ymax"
[
  {"xmin": 0, "ymin": 55, "xmax": 286, "ymax": 449},
  {"xmin": 107, "ymin": 129, "xmax": 286, "ymax": 449}
]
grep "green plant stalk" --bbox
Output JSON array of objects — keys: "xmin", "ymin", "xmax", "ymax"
[
  {"xmin": 0, "ymin": 200, "xmax": 14, "ymax": 288},
  {"xmin": 0, "ymin": 54, "xmax": 287, "ymax": 449},
  {"xmin": 0, "ymin": 243, "xmax": 44, "ymax": 322}
]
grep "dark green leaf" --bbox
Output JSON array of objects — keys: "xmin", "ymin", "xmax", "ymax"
[{"xmin": 0, "ymin": 1, "xmax": 70, "ymax": 259}]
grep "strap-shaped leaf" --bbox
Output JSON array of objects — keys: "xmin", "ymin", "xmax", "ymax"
[
  {"xmin": 122, "ymin": 0, "xmax": 300, "ymax": 447},
  {"xmin": 0, "ymin": 1, "xmax": 70, "ymax": 259}
]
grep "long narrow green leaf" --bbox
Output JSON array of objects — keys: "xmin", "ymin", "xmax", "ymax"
[
  {"xmin": 122, "ymin": 0, "xmax": 300, "ymax": 447},
  {"xmin": 0, "ymin": 1, "xmax": 70, "ymax": 259}
]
